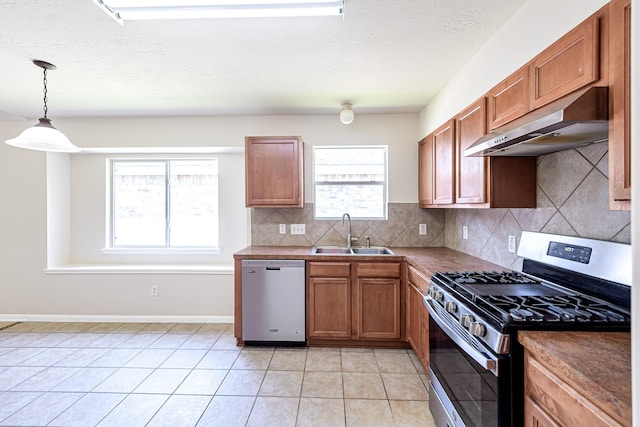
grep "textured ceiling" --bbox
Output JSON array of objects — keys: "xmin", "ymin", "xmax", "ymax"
[{"xmin": 0, "ymin": 0, "xmax": 526, "ymax": 120}]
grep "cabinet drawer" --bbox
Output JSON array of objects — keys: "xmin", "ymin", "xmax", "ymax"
[
  {"xmin": 408, "ymin": 266, "xmax": 430, "ymax": 293},
  {"xmin": 357, "ymin": 262, "xmax": 401, "ymax": 278},
  {"xmin": 308, "ymin": 262, "xmax": 351, "ymax": 277},
  {"xmin": 525, "ymin": 353, "xmax": 623, "ymax": 427}
]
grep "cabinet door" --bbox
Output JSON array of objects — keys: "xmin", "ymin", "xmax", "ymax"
[
  {"xmin": 525, "ymin": 396, "xmax": 561, "ymax": 427},
  {"xmin": 245, "ymin": 136, "xmax": 304, "ymax": 207},
  {"xmin": 355, "ymin": 278, "xmax": 401, "ymax": 340},
  {"xmin": 530, "ymin": 15, "xmax": 599, "ymax": 109},
  {"xmin": 406, "ymin": 282, "xmax": 422, "ymax": 355},
  {"xmin": 488, "ymin": 66, "xmax": 530, "ymax": 129},
  {"xmin": 418, "ymin": 135, "xmax": 434, "ymax": 207},
  {"xmin": 419, "ymin": 303, "xmax": 429, "ymax": 369},
  {"xmin": 308, "ymin": 277, "xmax": 351, "ymax": 338},
  {"xmin": 432, "ymin": 120, "xmax": 455, "ymax": 205},
  {"xmin": 455, "ymin": 99, "xmax": 487, "ymax": 204},
  {"xmin": 609, "ymin": 0, "xmax": 632, "ymax": 209}
]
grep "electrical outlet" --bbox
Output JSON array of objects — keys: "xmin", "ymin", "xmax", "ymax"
[
  {"xmin": 151, "ymin": 285, "xmax": 159, "ymax": 297},
  {"xmin": 508, "ymin": 235, "xmax": 517, "ymax": 253},
  {"xmin": 463, "ymin": 226, "xmax": 468, "ymax": 240},
  {"xmin": 291, "ymin": 224, "xmax": 305, "ymax": 235},
  {"xmin": 419, "ymin": 224, "xmax": 427, "ymax": 235},
  {"xmin": 279, "ymin": 224, "xmax": 286, "ymax": 234}
]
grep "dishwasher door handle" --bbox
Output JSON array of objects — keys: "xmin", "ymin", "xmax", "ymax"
[{"xmin": 266, "ymin": 267, "xmax": 281, "ymax": 271}]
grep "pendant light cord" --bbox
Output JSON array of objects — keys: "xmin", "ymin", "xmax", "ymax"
[{"xmin": 42, "ymin": 68, "xmax": 48, "ymax": 118}]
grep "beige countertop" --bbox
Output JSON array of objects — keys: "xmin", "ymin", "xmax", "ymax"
[
  {"xmin": 519, "ymin": 330, "xmax": 631, "ymax": 426},
  {"xmin": 233, "ymin": 246, "xmax": 504, "ymax": 278}
]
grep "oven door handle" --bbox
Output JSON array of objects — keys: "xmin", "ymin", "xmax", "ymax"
[{"xmin": 425, "ymin": 297, "xmax": 499, "ymax": 376}]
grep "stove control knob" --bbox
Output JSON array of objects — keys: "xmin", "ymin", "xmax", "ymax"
[
  {"xmin": 427, "ymin": 286, "xmax": 436, "ymax": 298},
  {"xmin": 444, "ymin": 301, "xmax": 458, "ymax": 313},
  {"xmin": 434, "ymin": 290, "xmax": 444, "ymax": 302},
  {"xmin": 459, "ymin": 314, "xmax": 473, "ymax": 328},
  {"xmin": 469, "ymin": 322, "xmax": 486, "ymax": 337}
]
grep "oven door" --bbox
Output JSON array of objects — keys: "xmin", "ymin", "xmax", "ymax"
[{"xmin": 425, "ymin": 297, "xmax": 512, "ymax": 427}]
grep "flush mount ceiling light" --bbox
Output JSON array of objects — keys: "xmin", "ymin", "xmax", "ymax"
[
  {"xmin": 93, "ymin": 0, "xmax": 345, "ymax": 24},
  {"xmin": 5, "ymin": 60, "xmax": 80, "ymax": 153},
  {"xmin": 339, "ymin": 103, "xmax": 354, "ymax": 125}
]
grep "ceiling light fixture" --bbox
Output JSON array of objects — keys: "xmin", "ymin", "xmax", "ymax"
[
  {"xmin": 93, "ymin": 0, "xmax": 345, "ymax": 23},
  {"xmin": 5, "ymin": 60, "xmax": 80, "ymax": 153},
  {"xmin": 339, "ymin": 103, "xmax": 354, "ymax": 125}
]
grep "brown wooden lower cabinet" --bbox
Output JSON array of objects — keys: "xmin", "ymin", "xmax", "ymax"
[
  {"xmin": 524, "ymin": 351, "xmax": 625, "ymax": 427},
  {"xmin": 307, "ymin": 277, "xmax": 351, "ymax": 339},
  {"xmin": 307, "ymin": 261, "xmax": 405, "ymax": 345},
  {"xmin": 355, "ymin": 277, "xmax": 401, "ymax": 340},
  {"xmin": 406, "ymin": 266, "xmax": 430, "ymax": 371}
]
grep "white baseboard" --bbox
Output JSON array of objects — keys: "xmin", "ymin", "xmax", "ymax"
[{"xmin": 0, "ymin": 314, "xmax": 235, "ymax": 324}]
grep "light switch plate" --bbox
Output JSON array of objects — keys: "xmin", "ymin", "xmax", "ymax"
[
  {"xmin": 419, "ymin": 224, "xmax": 427, "ymax": 235},
  {"xmin": 463, "ymin": 226, "xmax": 468, "ymax": 240},
  {"xmin": 508, "ymin": 235, "xmax": 517, "ymax": 253},
  {"xmin": 291, "ymin": 224, "xmax": 305, "ymax": 235},
  {"xmin": 279, "ymin": 224, "xmax": 286, "ymax": 234}
]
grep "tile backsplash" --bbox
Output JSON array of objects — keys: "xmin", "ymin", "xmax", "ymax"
[
  {"xmin": 446, "ymin": 142, "xmax": 631, "ymax": 270},
  {"xmin": 251, "ymin": 203, "xmax": 445, "ymax": 248},
  {"xmin": 250, "ymin": 141, "xmax": 631, "ymax": 272}
]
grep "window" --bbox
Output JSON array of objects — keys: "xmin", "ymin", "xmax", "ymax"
[
  {"xmin": 313, "ymin": 146, "xmax": 387, "ymax": 219},
  {"xmin": 110, "ymin": 159, "xmax": 218, "ymax": 249}
]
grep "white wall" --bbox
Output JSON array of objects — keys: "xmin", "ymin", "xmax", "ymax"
[
  {"xmin": 0, "ymin": 113, "xmax": 418, "ymax": 320},
  {"xmin": 419, "ymin": 0, "xmax": 609, "ymax": 136}
]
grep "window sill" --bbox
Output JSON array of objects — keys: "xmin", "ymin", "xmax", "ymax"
[
  {"xmin": 43, "ymin": 264, "xmax": 234, "ymax": 275},
  {"xmin": 101, "ymin": 248, "xmax": 221, "ymax": 255}
]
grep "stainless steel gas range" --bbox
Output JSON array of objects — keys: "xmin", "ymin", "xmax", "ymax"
[{"xmin": 424, "ymin": 232, "xmax": 631, "ymax": 427}]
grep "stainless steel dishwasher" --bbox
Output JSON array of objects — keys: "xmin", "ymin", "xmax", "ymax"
[{"xmin": 241, "ymin": 259, "xmax": 306, "ymax": 345}]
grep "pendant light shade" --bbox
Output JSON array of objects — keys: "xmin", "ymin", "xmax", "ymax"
[
  {"xmin": 5, "ymin": 60, "xmax": 80, "ymax": 153},
  {"xmin": 340, "ymin": 103, "xmax": 354, "ymax": 125}
]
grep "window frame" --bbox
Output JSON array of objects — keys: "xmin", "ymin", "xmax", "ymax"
[
  {"xmin": 312, "ymin": 145, "xmax": 388, "ymax": 220},
  {"xmin": 107, "ymin": 158, "xmax": 219, "ymax": 253}
]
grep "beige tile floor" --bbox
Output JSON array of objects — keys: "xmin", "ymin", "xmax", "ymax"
[{"xmin": 0, "ymin": 321, "xmax": 436, "ymax": 427}]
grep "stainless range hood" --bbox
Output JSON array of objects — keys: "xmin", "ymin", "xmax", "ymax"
[{"xmin": 465, "ymin": 86, "xmax": 608, "ymax": 157}]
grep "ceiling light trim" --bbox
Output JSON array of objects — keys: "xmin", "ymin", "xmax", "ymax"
[{"xmin": 95, "ymin": 0, "xmax": 344, "ymax": 21}]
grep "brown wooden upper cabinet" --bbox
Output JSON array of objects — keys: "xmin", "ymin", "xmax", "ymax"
[
  {"xmin": 487, "ymin": 66, "xmax": 530, "ymax": 130},
  {"xmin": 418, "ymin": 135, "xmax": 434, "ymax": 207},
  {"xmin": 529, "ymin": 15, "xmax": 600, "ymax": 109},
  {"xmin": 609, "ymin": 0, "xmax": 631, "ymax": 210},
  {"xmin": 456, "ymin": 99, "xmax": 488, "ymax": 204},
  {"xmin": 419, "ymin": 98, "xmax": 536, "ymax": 209},
  {"xmin": 432, "ymin": 120, "xmax": 455, "ymax": 205},
  {"xmin": 245, "ymin": 136, "xmax": 304, "ymax": 208}
]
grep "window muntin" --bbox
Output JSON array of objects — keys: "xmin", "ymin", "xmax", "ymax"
[
  {"xmin": 313, "ymin": 146, "xmax": 387, "ymax": 219},
  {"xmin": 111, "ymin": 159, "xmax": 219, "ymax": 248}
]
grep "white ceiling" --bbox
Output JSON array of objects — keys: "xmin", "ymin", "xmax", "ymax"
[{"xmin": 0, "ymin": 0, "xmax": 527, "ymax": 121}]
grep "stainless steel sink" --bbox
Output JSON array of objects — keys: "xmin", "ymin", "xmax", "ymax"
[
  {"xmin": 351, "ymin": 247, "xmax": 395, "ymax": 255},
  {"xmin": 312, "ymin": 246, "xmax": 353, "ymax": 254},
  {"xmin": 311, "ymin": 246, "xmax": 395, "ymax": 255}
]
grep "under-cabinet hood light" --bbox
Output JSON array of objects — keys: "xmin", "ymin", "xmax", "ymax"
[
  {"xmin": 93, "ymin": 0, "xmax": 344, "ymax": 23},
  {"xmin": 5, "ymin": 60, "xmax": 80, "ymax": 153}
]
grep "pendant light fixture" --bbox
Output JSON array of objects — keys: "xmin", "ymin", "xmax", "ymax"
[
  {"xmin": 5, "ymin": 60, "xmax": 80, "ymax": 153},
  {"xmin": 339, "ymin": 103, "xmax": 355, "ymax": 125}
]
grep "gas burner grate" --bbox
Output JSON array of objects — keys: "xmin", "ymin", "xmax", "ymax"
[{"xmin": 477, "ymin": 294, "xmax": 630, "ymax": 323}]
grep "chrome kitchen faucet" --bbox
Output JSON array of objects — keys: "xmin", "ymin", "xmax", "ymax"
[{"xmin": 342, "ymin": 213, "xmax": 358, "ymax": 248}]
